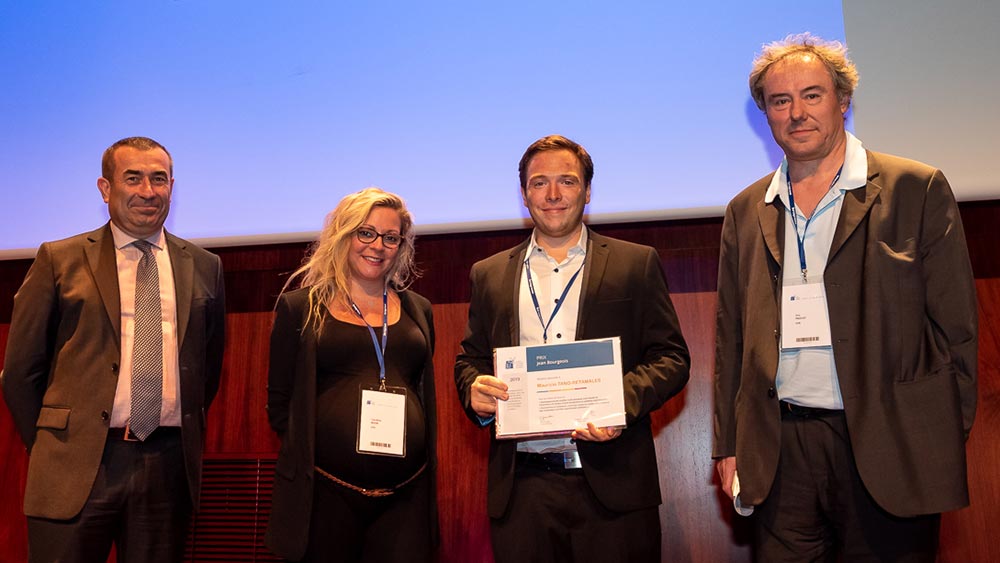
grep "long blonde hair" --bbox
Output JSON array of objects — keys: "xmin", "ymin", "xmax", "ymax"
[{"xmin": 282, "ymin": 187, "xmax": 418, "ymax": 332}]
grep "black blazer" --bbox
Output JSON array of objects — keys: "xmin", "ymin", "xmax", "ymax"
[
  {"xmin": 455, "ymin": 229, "xmax": 690, "ymax": 518},
  {"xmin": 265, "ymin": 287, "xmax": 437, "ymax": 561},
  {"xmin": 1, "ymin": 223, "xmax": 225, "ymax": 519}
]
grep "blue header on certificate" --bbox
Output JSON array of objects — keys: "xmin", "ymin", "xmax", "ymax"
[
  {"xmin": 494, "ymin": 336, "xmax": 625, "ymax": 439},
  {"xmin": 526, "ymin": 339, "xmax": 615, "ymax": 372}
]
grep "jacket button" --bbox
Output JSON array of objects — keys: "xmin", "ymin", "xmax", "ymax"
[
  {"xmin": 111, "ymin": 363, "xmax": 119, "ymax": 373},
  {"xmin": 100, "ymin": 410, "xmax": 109, "ymax": 421},
  {"xmin": 767, "ymin": 387, "xmax": 776, "ymax": 398}
]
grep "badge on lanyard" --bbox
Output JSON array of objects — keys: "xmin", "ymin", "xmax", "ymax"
[
  {"xmin": 351, "ymin": 288, "xmax": 407, "ymax": 457},
  {"xmin": 781, "ymin": 276, "xmax": 833, "ymax": 349},
  {"xmin": 357, "ymin": 384, "xmax": 407, "ymax": 457},
  {"xmin": 781, "ymin": 167, "xmax": 839, "ymax": 350},
  {"xmin": 525, "ymin": 252, "xmax": 585, "ymax": 344}
]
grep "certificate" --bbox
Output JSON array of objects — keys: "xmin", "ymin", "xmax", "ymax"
[{"xmin": 493, "ymin": 337, "xmax": 626, "ymax": 439}]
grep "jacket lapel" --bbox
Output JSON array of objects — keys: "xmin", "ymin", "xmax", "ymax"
[
  {"xmin": 576, "ymin": 229, "xmax": 609, "ymax": 335},
  {"xmin": 502, "ymin": 241, "xmax": 529, "ymax": 346},
  {"xmin": 400, "ymin": 291, "xmax": 430, "ymax": 344},
  {"xmin": 757, "ymin": 198, "xmax": 784, "ymax": 268},
  {"xmin": 167, "ymin": 232, "xmax": 194, "ymax": 348},
  {"xmin": 86, "ymin": 224, "xmax": 122, "ymax": 348},
  {"xmin": 828, "ymin": 151, "xmax": 882, "ymax": 264},
  {"xmin": 398, "ymin": 291, "xmax": 429, "ymax": 400}
]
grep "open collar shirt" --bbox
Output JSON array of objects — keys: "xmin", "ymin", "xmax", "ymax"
[
  {"xmin": 516, "ymin": 224, "xmax": 587, "ymax": 453},
  {"xmin": 764, "ymin": 131, "xmax": 868, "ymax": 409}
]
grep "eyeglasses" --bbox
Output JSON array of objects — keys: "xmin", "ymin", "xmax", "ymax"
[{"xmin": 356, "ymin": 226, "xmax": 403, "ymax": 248}]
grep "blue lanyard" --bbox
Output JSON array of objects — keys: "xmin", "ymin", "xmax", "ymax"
[
  {"xmin": 786, "ymin": 166, "xmax": 842, "ymax": 282},
  {"xmin": 524, "ymin": 252, "xmax": 585, "ymax": 344},
  {"xmin": 349, "ymin": 287, "xmax": 389, "ymax": 391}
]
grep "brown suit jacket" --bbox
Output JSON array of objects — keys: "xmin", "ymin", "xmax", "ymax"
[
  {"xmin": 455, "ymin": 229, "xmax": 690, "ymax": 518},
  {"xmin": 1, "ymin": 223, "xmax": 226, "ymax": 519},
  {"xmin": 264, "ymin": 287, "xmax": 437, "ymax": 561},
  {"xmin": 713, "ymin": 151, "xmax": 977, "ymax": 517}
]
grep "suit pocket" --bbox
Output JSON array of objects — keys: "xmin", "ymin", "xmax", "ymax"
[{"xmin": 36, "ymin": 406, "xmax": 70, "ymax": 430}]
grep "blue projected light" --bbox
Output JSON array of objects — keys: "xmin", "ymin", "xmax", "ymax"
[{"xmin": 0, "ymin": 2, "xmax": 848, "ymax": 257}]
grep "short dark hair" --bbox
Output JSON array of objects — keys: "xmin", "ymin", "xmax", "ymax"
[
  {"xmin": 101, "ymin": 136, "xmax": 173, "ymax": 179},
  {"xmin": 518, "ymin": 135, "xmax": 594, "ymax": 191}
]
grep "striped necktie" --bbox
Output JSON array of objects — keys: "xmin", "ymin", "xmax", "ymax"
[{"xmin": 130, "ymin": 239, "xmax": 162, "ymax": 440}]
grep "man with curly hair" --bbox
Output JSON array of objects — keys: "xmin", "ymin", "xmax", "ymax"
[{"xmin": 713, "ymin": 33, "xmax": 977, "ymax": 561}]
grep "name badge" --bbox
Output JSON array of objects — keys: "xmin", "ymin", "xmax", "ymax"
[
  {"xmin": 781, "ymin": 278, "xmax": 832, "ymax": 349},
  {"xmin": 357, "ymin": 385, "xmax": 407, "ymax": 457}
]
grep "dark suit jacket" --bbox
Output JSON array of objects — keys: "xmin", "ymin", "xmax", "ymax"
[
  {"xmin": 1, "ymin": 223, "xmax": 226, "ymax": 520},
  {"xmin": 454, "ymin": 229, "xmax": 690, "ymax": 518},
  {"xmin": 713, "ymin": 151, "xmax": 977, "ymax": 517},
  {"xmin": 265, "ymin": 287, "xmax": 437, "ymax": 561}
]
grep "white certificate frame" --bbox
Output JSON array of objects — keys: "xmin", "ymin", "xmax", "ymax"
[{"xmin": 493, "ymin": 337, "xmax": 626, "ymax": 440}]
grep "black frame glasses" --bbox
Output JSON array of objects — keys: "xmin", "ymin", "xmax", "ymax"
[{"xmin": 355, "ymin": 226, "xmax": 403, "ymax": 248}]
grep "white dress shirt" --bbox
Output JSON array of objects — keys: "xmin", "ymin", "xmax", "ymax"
[
  {"xmin": 516, "ymin": 225, "xmax": 587, "ymax": 453},
  {"xmin": 108, "ymin": 222, "xmax": 182, "ymax": 428}
]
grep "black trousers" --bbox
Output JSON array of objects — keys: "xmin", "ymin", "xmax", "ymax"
[
  {"xmin": 754, "ymin": 410, "xmax": 940, "ymax": 562},
  {"xmin": 490, "ymin": 463, "xmax": 660, "ymax": 563},
  {"xmin": 27, "ymin": 427, "xmax": 191, "ymax": 563},
  {"xmin": 300, "ymin": 470, "xmax": 432, "ymax": 563}
]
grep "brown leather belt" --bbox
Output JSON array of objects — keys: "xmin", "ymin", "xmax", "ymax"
[{"xmin": 314, "ymin": 462, "xmax": 427, "ymax": 498}]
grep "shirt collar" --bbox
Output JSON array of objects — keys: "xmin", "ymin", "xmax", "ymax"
[
  {"xmin": 528, "ymin": 223, "xmax": 588, "ymax": 260},
  {"xmin": 764, "ymin": 131, "xmax": 869, "ymax": 205},
  {"xmin": 109, "ymin": 221, "xmax": 166, "ymax": 251}
]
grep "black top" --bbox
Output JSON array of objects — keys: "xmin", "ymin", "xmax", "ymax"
[{"xmin": 314, "ymin": 307, "xmax": 428, "ymax": 488}]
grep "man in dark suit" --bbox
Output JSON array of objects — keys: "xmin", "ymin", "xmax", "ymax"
[
  {"xmin": 1, "ymin": 136, "xmax": 226, "ymax": 562},
  {"xmin": 455, "ymin": 135, "xmax": 690, "ymax": 563},
  {"xmin": 713, "ymin": 34, "xmax": 977, "ymax": 561}
]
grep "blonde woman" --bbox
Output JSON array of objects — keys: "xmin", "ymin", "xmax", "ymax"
[{"xmin": 265, "ymin": 188, "xmax": 436, "ymax": 562}]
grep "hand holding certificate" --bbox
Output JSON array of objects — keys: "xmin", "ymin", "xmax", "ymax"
[{"xmin": 492, "ymin": 337, "xmax": 626, "ymax": 439}]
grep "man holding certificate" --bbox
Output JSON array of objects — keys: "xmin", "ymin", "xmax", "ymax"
[{"xmin": 455, "ymin": 135, "xmax": 690, "ymax": 563}]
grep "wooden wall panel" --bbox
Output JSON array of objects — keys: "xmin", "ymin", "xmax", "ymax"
[
  {"xmin": 939, "ymin": 277, "xmax": 1000, "ymax": 563},
  {"xmin": 431, "ymin": 303, "xmax": 494, "ymax": 563},
  {"xmin": 1, "ymin": 200, "xmax": 998, "ymax": 562},
  {"xmin": 204, "ymin": 312, "xmax": 280, "ymax": 455},
  {"xmin": 0, "ymin": 259, "xmax": 30, "ymax": 323},
  {"xmin": 653, "ymin": 291, "xmax": 753, "ymax": 562},
  {"xmin": 0, "ymin": 324, "xmax": 30, "ymax": 563}
]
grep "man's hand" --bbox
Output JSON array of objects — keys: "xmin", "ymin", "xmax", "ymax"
[
  {"xmin": 571, "ymin": 422, "xmax": 622, "ymax": 442},
  {"xmin": 470, "ymin": 375, "xmax": 509, "ymax": 418},
  {"xmin": 715, "ymin": 456, "xmax": 737, "ymax": 500}
]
